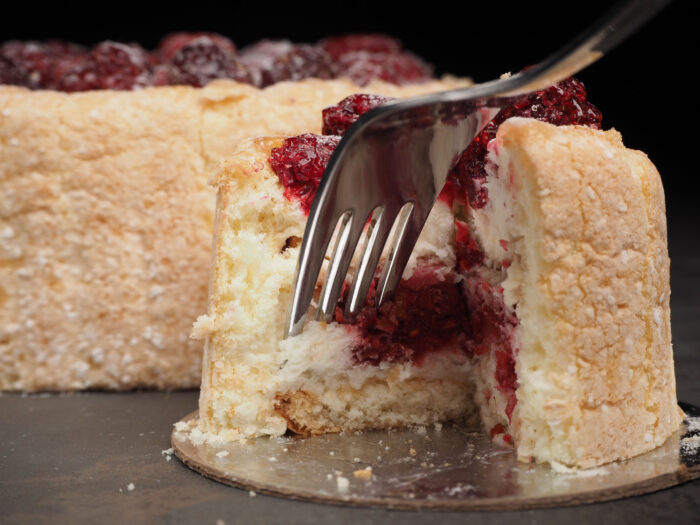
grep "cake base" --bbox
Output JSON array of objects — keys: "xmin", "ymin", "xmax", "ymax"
[{"xmin": 171, "ymin": 404, "xmax": 700, "ymax": 510}]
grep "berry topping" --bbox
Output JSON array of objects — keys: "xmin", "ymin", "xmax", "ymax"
[
  {"xmin": 168, "ymin": 36, "xmax": 251, "ymax": 87},
  {"xmin": 239, "ymin": 40, "xmax": 294, "ymax": 87},
  {"xmin": 265, "ymin": 45, "xmax": 336, "ymax": 85},
  {"xmin": 335, "ymin": 266, "xmax": 472, "ymax": 366},
  {"xmin": 0, "ymin": 41, "xmax": 53, "ymax": 88},
  {"xmin": 269, "ymin": 133, "xmax": 341, "ymax": 214},
  {"xmin": 0, "ymin": 54, "xmax": 25, "ymax": 86},
  {"xmin": 157, "ymin": 32, "xmax": 236, "ymax": 61},
  {"xmin": 0, "ymin": 40, "xmax": 85, "ymax": 89},
  {"xmin": 322, "ymin": 93, "xmax": 396, "ymax": 135},
  {"xmin": 57, "ymin": 42, "xmax": 151, "ymax": 92},
  {"xmin": 335, "ymin": 51, "xmax": 433, "ymax": 86},
  {"xmin": 319, "ymin": 34, "xmax": 402, "ymax": 60},
  {"xmin": 451, "ymin": 75, "xmax": 602, "ymax": 209},
  {"xmin": 1, "ymin": 34, "xmax": 435, "ymax": 91}
]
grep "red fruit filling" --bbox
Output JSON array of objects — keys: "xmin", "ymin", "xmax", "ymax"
[
  {"xmin": 322, "ymin": 93, "xmax": 396, "ymax": 136},
  {"xmin": 0, "ymin": 34, "xmax": 434, "ymax": 91},
  {"xmin": 268, "ymin": 134, "xmax": 341, "ymax": 215},
  {"xmin": 451, "ymin": 74, "xmax": 602, "ymax": 209},
  {"xmin": 465, "ymin": 277, "xmax": 519, "ymax": 422},
  {"xmin": 334, "ymin": 265, "xmax": 472, "ymax": 366},
  {"xmin": 269, "ymin": 77, "xmax": 602, "ymax": 438}
]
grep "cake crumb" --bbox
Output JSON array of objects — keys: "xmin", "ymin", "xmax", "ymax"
[
  {"xmin": 336, "ymin": 475, "xmax": 350, "ymax": 492},
  {"xmin": 353, "ymin": 457, "xmax": 361, "ymax": 463},
  {"xmin": 216, "ymin": 450, "xmax": 230, "ymax": 458},
  {"xmin": 353, "ymin": 466, "xmax": 372, "ymax": 480},
  {"xmin": 409, "ymin": 447, "xmax": 417, "ymax": 457},
  {"xmin": 680, "ymin": 434, "xmax": 700, "ymax": 455},
  {"xmin": 248, "ymin": 490, "xmax": 257, "ymax": 498},
  {"xmin": 434, "ymin": 422, "xmax": 443, "ymax": 432},
  {"xmin": 415, "ymin": 426, "xmax": 427, "ymax": 436},
  {"xmin": 161, "ymin": 447, "xmax": 174, "ymax": 456},
  {"xmin": 127, "ymin": 483, "xmax": 135, "ymax": 491}
]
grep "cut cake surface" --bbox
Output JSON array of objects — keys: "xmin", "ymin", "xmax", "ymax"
[{"xmin": 195, "ymin": 117, "xmax": 683, "ymax": 468}]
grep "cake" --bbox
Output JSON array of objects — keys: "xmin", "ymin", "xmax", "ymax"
[
  {"xmin": 194, "ymin": 81, "xmax": 684, "ymax": 468},
  {"xmin": 0, "ymin": 34, "xmax": 470, "ymax": 391}
]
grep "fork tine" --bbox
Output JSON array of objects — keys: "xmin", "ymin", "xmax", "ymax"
[
  {"xmin": 287, "ymin": 206, "xmax": 342, "ymax": 337},
  {"xmin": 317, "ymin": 210, "xmax": 367, "ymax": 323},
  {"xmin": 374, "ymin": 203, "xmax": 424, "ymax": 308},
  {"xmin": 345, "ymin": 206, "xmax": 398, "ymax": 317}
]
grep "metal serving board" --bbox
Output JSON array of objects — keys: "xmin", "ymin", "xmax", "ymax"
[{"xmin": 172, "ymin": 403, "xmax": 700, "ymax": 510}]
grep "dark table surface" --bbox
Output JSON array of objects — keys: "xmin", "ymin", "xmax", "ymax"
[{"xmin": 1, "ymin": 209, "xmax": 699, "ymax": 525}]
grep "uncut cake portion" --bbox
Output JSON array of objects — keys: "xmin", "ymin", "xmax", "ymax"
[
  {"xmin": 194, "ymin": 80, "xmax": 683, "ymax": 468},
  {"xmin": 0, "ymin": 69, "xmax": 469, "ymax": 392}
]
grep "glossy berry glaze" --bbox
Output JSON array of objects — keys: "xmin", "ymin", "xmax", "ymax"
[
  {"xmin": 0, "ymin": 33, "xmax": 433, "ymax": 91},
  {"xmin": 270, "ymin": 80, "xmax": 602, "ymax": 437}
]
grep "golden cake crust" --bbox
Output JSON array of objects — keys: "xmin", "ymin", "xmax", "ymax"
[
  {"xmin": 0, "ymin": 77, "xmax": 471, "ymax": 391},
  {"xmin": 495, "ymin": 119, "xmax": 683, "ymax": 467}
]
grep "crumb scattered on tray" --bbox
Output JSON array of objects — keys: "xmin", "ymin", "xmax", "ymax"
[
  {"xmin": 248, "ymin": 490, "xmax": 257, "ymax": 498},
  {"xmin": 409, "ymin": 447, "xmax": 417, "ymax": 456},
  {"xmin": 127, "ymin": 482, "xmax": 135, "ymax": 491},
  {"xmin": 336, "ymin": 475, "xmax": 349, "ymax": 492},
  {"xmin": 353, "ymin": 466, "xmax": 372, "ymax": 480}
]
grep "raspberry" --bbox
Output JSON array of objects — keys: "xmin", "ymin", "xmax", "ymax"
[
  {"xmin": 451, "ymin": 74, "xmax": 602, "ymax": 209},
  {"xmin": 319, "ymin": 34, "xmax": 402, "ymax": 60},
  {"xmin": 335, "ymin": 51, "xmax": 433, "ymax": 86},
  {"xmin": 268, "ymin": 133, "xmax": 341, "ymax": 214},
  {"xmin": 157, "ymin": 32, "xmax": 236, "ymax": 61},
  {"xmin": 322, "ymin": 93, "xmax": 396, "ymax": 136},
  {"xmin": 342, "ymin": 267, "xmax": 472, "ymax": 366},
  {"xmin": 239, "ymin": 40, "xmax": 294, "ymax": 87},
  {"xmin": 0, "ymin": 41, "xmax": 54, "ymax": 89},
  {"xmin": 168, "ymin": 36, "xmax": 251, "ymax": 87},
  {"xmin": 265, "ymin": 45, "xmax": 336, "ymax": 85},
  {"xmin": 0, "ymin": 54, "xmax": 24, "ymax": 86},
  {"xmin": 57, "ymin": 41, "xmax": 152, "ymax": 92}
]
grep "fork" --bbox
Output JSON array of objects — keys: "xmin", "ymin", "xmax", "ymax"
[{"xmin": 286, "ymin": 0, "xmax": 672, "ymax": 338}]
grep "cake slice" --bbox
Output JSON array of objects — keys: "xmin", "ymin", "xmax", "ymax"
[{"xmin": 194, "ymin": 84, "xmax": 684, "ymax": 468}]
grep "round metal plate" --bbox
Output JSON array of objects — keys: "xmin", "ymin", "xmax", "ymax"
[{"xmin": 172, "ymin": 403, "xmax": 700, "ymax": 510}]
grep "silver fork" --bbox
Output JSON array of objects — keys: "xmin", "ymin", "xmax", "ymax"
[{"xmin": 286, "ymin": 0, "xmax": 672, "ymax": 337}]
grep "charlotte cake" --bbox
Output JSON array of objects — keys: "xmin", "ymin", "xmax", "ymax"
[{"xmin": 194, "ymin": 82, "xmax": 684, "ymax": 468}]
